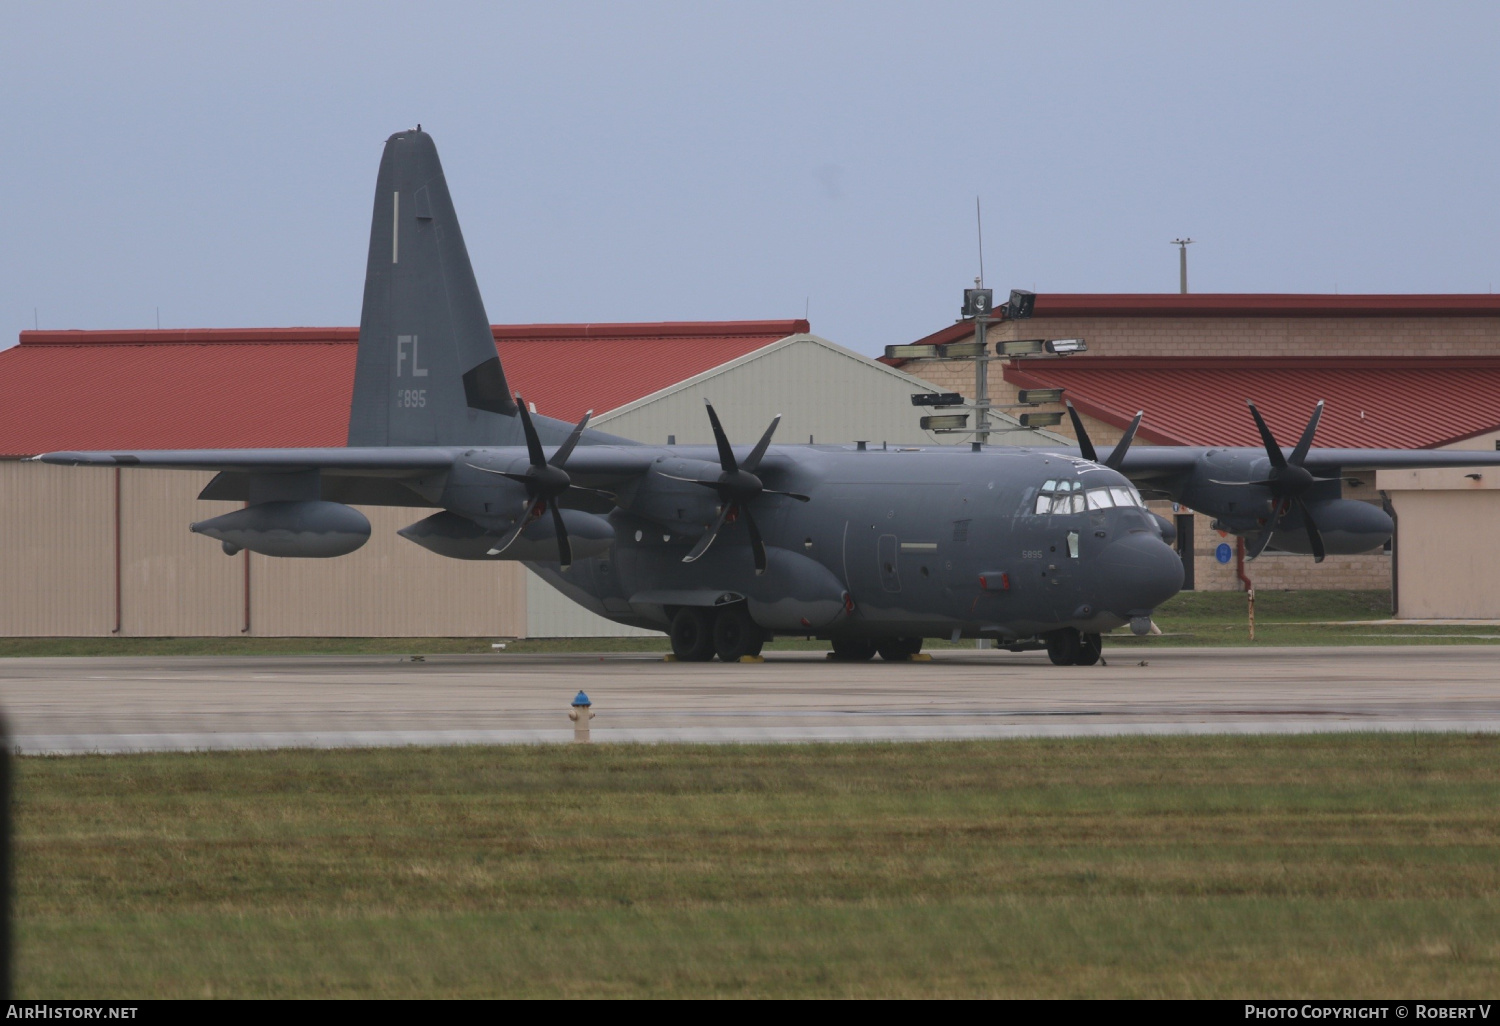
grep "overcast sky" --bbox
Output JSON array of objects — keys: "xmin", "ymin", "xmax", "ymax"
[{"xmin": 4, "ymin": 1, "xmax": 1498, "ymax": 356}]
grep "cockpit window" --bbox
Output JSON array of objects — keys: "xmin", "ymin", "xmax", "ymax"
[{"xmin": 1035, "ymin": 481, "xmax": 1144, "ymax": 515}]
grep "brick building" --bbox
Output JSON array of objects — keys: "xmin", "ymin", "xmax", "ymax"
[{"xmin": 884, "ymin": 295, "xmax": 1500, "ymax": 607}]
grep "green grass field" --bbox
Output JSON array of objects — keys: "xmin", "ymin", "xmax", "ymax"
[
  {"xmin": 2, "ymin": 590, "xmax": 1497, "ymax": 658},
  {"xmin": 15, "ymin": 734, "xmax": 1500, "ymax": 997}
]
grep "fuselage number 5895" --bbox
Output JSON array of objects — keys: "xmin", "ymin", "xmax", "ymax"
[{"xmin": 398, "ymin": 389, "xmax": 427, "ymax": 408}]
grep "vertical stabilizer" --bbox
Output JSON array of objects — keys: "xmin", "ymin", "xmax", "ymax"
[{"xmin": 348, "ymin": 129, "xmax": 519, "ymax": 446}]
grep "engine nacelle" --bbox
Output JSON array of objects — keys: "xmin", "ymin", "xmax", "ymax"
[
  {"xmin": 192, "ymin": 501, "xmax": 371, "ymax": 558},
  {"xmin": 398, "ymin": 509, "xmax": 616, "ymax": 561},
  {"xmin": 1265, "ymin": 499, "xmax": 1393, "ymax": 556}
]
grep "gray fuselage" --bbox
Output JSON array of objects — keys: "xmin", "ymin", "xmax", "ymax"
[{"xmin": 529, "ymin": 442, "xmax": 1185, "ymax": 642}]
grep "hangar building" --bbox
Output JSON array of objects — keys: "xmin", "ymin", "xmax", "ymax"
[
  {"xmin": 0, "ymin": 319, "xmax": 1054, "ymax": 638},
  {"xmin": 885, "ymin": 294, "xmax": 1500, "ymax": 616}
]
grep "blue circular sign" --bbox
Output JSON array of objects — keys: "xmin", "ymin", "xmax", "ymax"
[{"xmin": 1215, "ymin": 542, "xmax": 1232, "ymax": 564}]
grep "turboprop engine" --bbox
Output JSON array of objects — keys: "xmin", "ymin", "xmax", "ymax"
[
  {"xmin": 1257, "ymin": 498, "xmax": 1393, "ymax": 556},
  {"xmin": 398, "ymin": 509, "xmax": 616, "ymax": 562},
  {"xmin": 192, "ymin": 501, "xmax": 371, "ymax": 557}
]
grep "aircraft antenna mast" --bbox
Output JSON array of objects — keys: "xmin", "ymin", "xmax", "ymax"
[
  {"xmin": 1172, "ymin": 238, "xmax": 1195, "ymax": 294},
  {"xmin": 976, "ymin": 197, "xmax": 985, "ymax": 288}
]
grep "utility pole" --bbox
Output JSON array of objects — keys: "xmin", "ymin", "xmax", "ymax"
[
  {"xmin": 973, "ymin": 277, "xmax": 991, "ymax": 446},
  {"xmin": 1172, "ymin": 238, "xmax": 1195, "ymax": 293},
  {"xmin": 972, "ymin": 199, "xmax": 991, "ymax": 446}
]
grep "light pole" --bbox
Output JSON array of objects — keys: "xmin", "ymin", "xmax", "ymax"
[
  {"xmin": 1172, "ymin": 238, "xmax": 1195, "ymax": 294},
  {"xmin": 964, "ymin": 280, "xmax": 994, "ymax": 445}
]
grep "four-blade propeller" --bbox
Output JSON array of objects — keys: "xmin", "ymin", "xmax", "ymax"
[
  {"xmin": 1066, "ymin": 401, "xmax": 1143, "ymax": 470},
  {"xmin": 1211, "ymin": 399, "xmax": 1336, "ymax": 562},
  {"xmin": 661, "ymin": 399, "xmax": 809, "ymax": 574},
  {"xmin": 469, "ymin": 396, "xmax": 591, "ymax": 567}
]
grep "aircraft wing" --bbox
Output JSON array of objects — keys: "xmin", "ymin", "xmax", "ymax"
[
  {"xmin": 33, "ymin": 448, "xmax": 461, "ymax": 475},
  {"xmin": 1298, "ymin": 448, "xmax": 1500, "ymax": 471},
  {"xmin": 1106, "ymin": 445, "xmax": 1500, "ymax": 477},
  {"xmin": 33, "ymin": 444, "xmax": 662, "ymax": 489}
]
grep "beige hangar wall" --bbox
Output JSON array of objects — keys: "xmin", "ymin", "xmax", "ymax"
[{"xmin": 0, "ymin": 461, "xmax": 115, "ymax": 636}]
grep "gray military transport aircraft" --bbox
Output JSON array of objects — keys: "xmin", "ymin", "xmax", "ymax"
[{"xmin": 36, "ymin": 129, "xmax": 1500, "ymax": 666}]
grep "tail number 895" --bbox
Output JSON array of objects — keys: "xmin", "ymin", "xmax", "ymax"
[{"xmin": 398, "ymin": 389, "xmax": 427, "ymax": 408}]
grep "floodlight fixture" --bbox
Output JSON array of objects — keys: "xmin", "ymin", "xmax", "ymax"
[
  {"xmin": 961, "ymin": 288, "xmax": 994, "ymax": 318},
  {"xmin": 1019, "ymin": 412, "xmax": 1064, "ymax": 428},
  {"xmin": 1044, "ymin": 338, "xmax": 1087, "ymax": 355},
  {"xmin": 1003, "ymin": 289, "xmax": 1036, "ymax": 319},
  {"xmin": 1017, "ymin": 388, "xmax": 1065, "ymax": 405},
  {"xmin": 920, "ymin": 414, "xmax": 970, "ymax": 431},
  {"xmin": 885, "ymin": 344, "xmax": 940, "ymax": 360},
  {"xmin": 939, "ymin": 341, "xmax": 986, "ymax": 359},
  {"xmin": 1002, "ymin": 338, "xmax": 1046, "ymax": 357},
  {"xmin": 911, "ymin": 392, "xmax": 965, "ymax": 408}
]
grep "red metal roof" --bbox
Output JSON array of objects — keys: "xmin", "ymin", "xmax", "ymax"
[
  {"xmin": 1004, "ymin": 356, "xmax": 1500, "ymax": 449},
  {"xmin": 1013, "ymin": 293, "xmax": 1500, "ymax": 319},
  {"xmin": 0, "ymin": 320, "xmax": 806, "ymax": 455},
  {"xmin": 880, "ymin": 293, "xmax": 1500, "ymax": 364}
]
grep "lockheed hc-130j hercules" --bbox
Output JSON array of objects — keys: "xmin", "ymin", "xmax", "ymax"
[{"xmin": 37, "ymin": 130, "xmax": 1500, "ymax": 666}]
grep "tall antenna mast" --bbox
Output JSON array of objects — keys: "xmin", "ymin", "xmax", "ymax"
[
  {"xmin": 1171, "ymin": 238, "xmax": 1195, "ymax": 293},
  {"xmin": 976, "ymin": 197, "xmax": 985, "ymax": 288}
]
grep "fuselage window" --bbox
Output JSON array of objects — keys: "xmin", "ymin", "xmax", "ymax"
[
  {"xmin": 1086, "ymin": 488, "xmax": 1115, "ymax": 510},
  {"xmin": 1109, "ymin": 486, "xmax": 1137, "ymax": 508}
]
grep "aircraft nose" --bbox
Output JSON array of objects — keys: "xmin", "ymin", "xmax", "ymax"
[{"xmin": 1096, "ymin": 531, "xmax": 1185, "ymax": 614}]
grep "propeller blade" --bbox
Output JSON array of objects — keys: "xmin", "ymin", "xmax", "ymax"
[
  {"xmin": 1065, "ymin": 402, "xmax": 1098, "ymax": 463},
  {"xmin": 762, "ymin": 488, "xmax": 811, "ymax": 502},
  {"xmin": 1294, "ymin": 497, "xmax": 1326, "ymax": 563},
  {"xmin": 549, "ymin": 410, "xmax": 592, "ymax": 468},
  {"xmin": 703, "ymin": 399, "xmax": 738, "ymax": 473},
  {"xmin": 743, "ymin": 505, "xmax": 767, "ymax": 574},
  {"xmin": 550, "ymin": 503, "xmax": 572, "ymax": 568},
  {"xmin": 1206, "ymin": 478, "xmax": 1275, "ymax": 487},
  {"xmin": 682, "ymin": 503, "xmax": 734, "ymax": 563},
  {"xmin": 1288, "ymin": 400, "xmax": 1325, "ymax": 467},
  {"xmin": 1105, "ymin": 411, "xmax": 1144, "ymax": 471},
  {"xmin": 514, "ymin": 394, "xmax": 547, "ymax": 468},
  {"xmin": 485, "ymin": 514, "xmax": 530, "ymax": 557},
  {"xmin": 1245, "ymin": 528, "xmax": 1276, "ymax": 560},
  {"xmin": 1246, "ymin": 400, "xmax": 1287, "ymax": 469},
  {"xmin": 657, "ymin": 472, "xmax": 719, "ymax": 486},
  {"xmin": 743, "ymin": 414, "xmax": 781, "ymax": 473}
]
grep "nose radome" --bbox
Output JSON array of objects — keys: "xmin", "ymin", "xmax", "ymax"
[{"xmin": 1096, "ymin": 531, "xmax": 1185, "ymax": 614}]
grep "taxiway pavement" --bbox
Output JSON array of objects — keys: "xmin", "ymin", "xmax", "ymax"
[{"xmin": 2, "ymin": 645, "xmax": 1497, "ymax": 754}]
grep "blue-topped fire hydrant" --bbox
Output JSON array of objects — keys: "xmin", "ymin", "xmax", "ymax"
[{"xmin": 569, "ymin": 690, "xmax": 594, "ymax": 743}]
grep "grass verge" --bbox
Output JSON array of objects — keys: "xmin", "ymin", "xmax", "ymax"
[{"xmin": 16, "ymin": 734, "xmax": 1500, "ymax": 997}]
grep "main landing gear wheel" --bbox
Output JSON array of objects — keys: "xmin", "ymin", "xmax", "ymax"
[
  {"xmin": 1076, "ymin": 632, "xmax": 1103, "ymax": 666},
  {"xmin": 829, "ymin": 637, "xmax": 877, "ymax": 661},
  {"xmin": 876, "ymin": 637, "xmax": 923, "ymax": 662},
  {"xmin": 670, "ymin": 607, "xmax": 716, "ymax": 662},
  {"xmin": 1045, "ymin": 628, "xmax": 1103, "ymax": 666},
  {"xmin": 1045, "ymin": 628, "xmax": 1080, "ymax": 666},
  {"xmin": 713, "ymin": 604, "xmax": 765, "ymax": 662}
]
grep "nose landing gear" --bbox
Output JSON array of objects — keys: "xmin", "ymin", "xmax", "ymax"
[{"xmin": 1044, "ymin": 627, "xmax": 1102, "ymax": 666}]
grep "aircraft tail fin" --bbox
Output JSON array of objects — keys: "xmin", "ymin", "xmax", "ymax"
[{"xmin": 347, "ymin": 128, "xmax": 520, "ymax": 447}]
